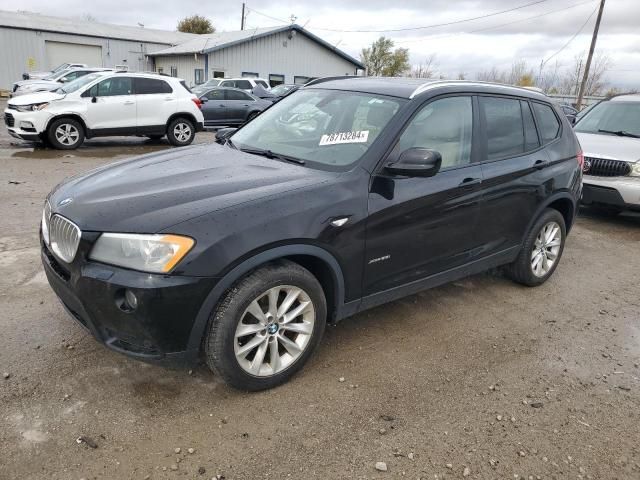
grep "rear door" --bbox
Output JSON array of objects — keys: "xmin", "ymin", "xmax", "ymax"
[
  {"xmin": 365, "ymin": 95, "xmax": 485, "ymax": 296},
  {"xmin": 134, "ymin": 77, "xmax": 176, "ymax": 131},
  {"xmin": 82, "ymin": 76, "xmax": 136, "ymax": 131},
  {"xmin": 475, "ymin": 95, "xmax": 551, "ymax": 255},
  {"xmin": 225, "ymin": 89, "xmax": 255, "ymax": 123}
]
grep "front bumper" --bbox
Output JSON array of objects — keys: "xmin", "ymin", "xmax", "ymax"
[
  {"xmin": 41, "ymin": 235, "xmax": 217, "ymax": 365},
  {"xmin": 4, "ymin": 108, "xmax": 49, "ymax": 141},
  {"xmin": 582, "ymin": 175, "xmax": 640, "ymax": 208}
]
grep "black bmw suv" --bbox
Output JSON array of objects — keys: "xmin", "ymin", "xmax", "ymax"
[{"xmin": 41, "ymin": 78, "xmax": 582, "ymax": 390}]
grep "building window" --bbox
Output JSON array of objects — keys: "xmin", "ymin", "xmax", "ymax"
[
  {"xmin": 170, "ymin": 66, "xmax": 178, "ymax": 77},
  {"xmin": 241, "ymin": 71, "xmax": 259, "ymax": 78},
  {"xmin": 194, "ymin": 69, "xmax": 204, "ymax": 85},
  {"xmin": 157, "ymin": 67, "xmax": 164, "ymax": 74},
  {"xmin": 294, "ymin": 76, "xmax": 310, "ymax": 85},
  {"xmin": 213, "ymin": 70, "xmax": 225, "ymax": 78},
  {"xmin": 269, "ymin": 74, "xmax": 285, "ymax": 87}
]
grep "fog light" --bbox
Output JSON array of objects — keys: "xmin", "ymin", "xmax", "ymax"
[
  {"xmin": 124, "ymin": 289, "xmax": 138, "ymax": 310},
  {"xmin": 20, "ymin": 121, "xmax": 34, "ymax": 129}
]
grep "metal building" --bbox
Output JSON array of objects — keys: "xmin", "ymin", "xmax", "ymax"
[
  {"xmin": 150, "ymin": 25, "xmax": 364, "ymax": 87},
  {"xmin": 0, "ymin": 10, "xmax": 195, "ymax": 90},
  {"xmin": 0, "ymin": 11, "xmax": 364, "ymax": 91}
]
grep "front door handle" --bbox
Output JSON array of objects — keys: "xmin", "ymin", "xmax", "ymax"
[
  {"xmin": 534, "ymin": 159, "xmax": 549, "ymax": 169},
  {"xmin": 459, "ymin": 177, "xmax": 481, "ymax": 188},
  {"xmin": 123, "ymin": 101, "xmax": 134, "ymax": 105}
]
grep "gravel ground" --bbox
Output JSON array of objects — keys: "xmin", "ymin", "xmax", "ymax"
[{"xmin": 1, "ymin": 100, "xmax": 639, "ymax": 480}]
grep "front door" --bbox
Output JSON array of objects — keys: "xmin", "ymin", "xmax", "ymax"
[
  {"xmin": 365, "ymin": 95, "xmax": 484, "ymax": 297},
  {"xmin": 200, "ymin": 88, "xmax": 228, "ymax": 126},
  {"xmin": 83, "ymin": 76, "xmax": 136, "ymax": 131}
]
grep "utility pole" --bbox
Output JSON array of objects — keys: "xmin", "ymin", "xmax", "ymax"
[
  {"xmin": 576, "ymin": 0, "xmax": 606, "ymax": 109},
  {"xmin": 241, "ymin": 3, "xmax": 246, "ymax": 30}
]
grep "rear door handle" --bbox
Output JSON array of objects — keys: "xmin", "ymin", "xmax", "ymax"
[
  {"xmin": 459, "ymin": 177, "xmax": 481, "ymax": 188},
  {"xmin": 534, "ymin": 159, "xmax": 549, "ymax": 169},
  {"xmin": 123, "ymin": 101, "xmax": 134, "ymax": 105}
]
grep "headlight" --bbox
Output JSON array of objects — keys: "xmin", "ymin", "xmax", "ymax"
[
  {"xmin": 89, "ymin": 233, "xmax": 194, "ymax": 273},
  {"xmin": 15, "ymin": 102, "xmax": 49, "ymax": 112},
  {"xmin": 630, "ymin": 162, "xmax": 640, "ymax": 177},
  {"xmin": 41, "ymin": 200, "xmax": 52, "ymax": 245}
]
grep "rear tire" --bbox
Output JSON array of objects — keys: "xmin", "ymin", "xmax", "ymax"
[
  {"xmin": 204, "ymin": 260, "xmax": 326, "ymax": 391},
  {"xmin": 47, "ymin": 118, "xmax": 84, "ymax": 150},
  {"xmin": 167, "ymin": 117, "xmax": 195, "ymax": 146},
  {"xmin": 505, "ymin": 208, "xmax": 566, "ymax": 287}
]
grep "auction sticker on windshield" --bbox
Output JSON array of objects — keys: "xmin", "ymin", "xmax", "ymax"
[{"xmin": 319, "ymin": 131, "xmax": 369, "ymax": 146}]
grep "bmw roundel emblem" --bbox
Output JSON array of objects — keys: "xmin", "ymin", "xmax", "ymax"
[
  {"xmin": 59, "ymin": 197, "xmax": 73, "ymax": 207},
  {"xmin": 582, "ymin": 159, "xmax": 591, "ymax": 173}
]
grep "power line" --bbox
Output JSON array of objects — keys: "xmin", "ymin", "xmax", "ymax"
[
  {"xmin": 246, "ymin": 0, "xmax": 553, "ymax": 33},
  {"xmin": 542, "ymin": 3, "xmax": 598, "ymax": 64},
  {"xmin": 391, "ymin": 0, "xmax": 595, "ymax": 45},
  {"xmin": 307, "ymin": 0, "xmax": 553, "ymax": 33}
]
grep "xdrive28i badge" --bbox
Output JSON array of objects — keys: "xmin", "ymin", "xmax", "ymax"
[{"xmin": 58, "ymin": 197, "xmax": 73, "ymax": 207}]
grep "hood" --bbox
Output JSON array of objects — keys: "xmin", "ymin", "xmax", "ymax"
[
  {"xmin": 49, "ymin": 143, "xmax": 332, "ymax": 233},
  {"xmin": 12, "ymin": 82, "xmax": 60, "ymax": 96},
  {"xmin": 576, "ymin": 132, "xmax": 640, "ymax": 163},
  {"xmin": 24, "ymin": 71, "xmax": 51, "ymax": 80},
  {"xmin": 14, "ymin": 77, "xmax": 57, "ymax": 88},
  {"xmin": 9, "ymin": 91, "xmax": 65, "ymax": 105}
]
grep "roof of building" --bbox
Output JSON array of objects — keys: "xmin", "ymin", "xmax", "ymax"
[
  {"xmin": 0, "ymin": 10, "xmax": 196, "ymax": 45},
  {"xmin": 305, "ymin": 77, "xmax": 551, "ymax": 100},
  {"xmin": 148, "ymin": 24, "xmax": 365, "ymax": 69}
]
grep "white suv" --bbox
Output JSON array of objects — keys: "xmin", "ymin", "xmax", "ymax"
[
  {"xmin": 574, "ymin": 94, "xmax": 640, "ymax": 214},
  {"xmin": 217, "ymin": 78, "xmax": 270, "ymax": 91},
  {"xmin": 4, "ymin": 72, "xmax": 205, "ymax": 149}
]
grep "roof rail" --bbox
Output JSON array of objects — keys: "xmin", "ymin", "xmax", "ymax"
[{"xmin": 304, "ymin": 75, "xmax": 356, "ymax": 87}]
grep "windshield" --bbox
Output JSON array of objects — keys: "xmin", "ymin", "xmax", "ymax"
[
  {"xmin": 51, "ymin": 63, "xmax": 70, "ymax": 74},
  {"xmin": 231, "ymin": 89, "xmax": 404, "ymax": 170},
  {"xmin": 575, "ymin": 101, "xmax": 640, "ymax": 137},
  {"xmin": 57, "ymin": 73, "xmax": 104, "ymax": 94}
]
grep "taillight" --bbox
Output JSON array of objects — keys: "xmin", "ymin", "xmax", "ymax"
[
  {"xmin": 191, "ymin": 97, "xmax": 202, "ymax": 109},
  {"xmin": 577, "ymin": 149, "xmax": 584, "ymax": 170}
]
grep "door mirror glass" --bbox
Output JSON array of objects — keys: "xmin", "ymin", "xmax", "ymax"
[
  {"xmin": 386, "ymin": 148, "xmax": 442, "ymax": 177},
  {"xmin": 215, "ymin": 127, "xmax": 237, "ymax": 144}
]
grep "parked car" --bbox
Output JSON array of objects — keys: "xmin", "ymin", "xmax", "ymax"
[
  {"xmin": 12, "ymin": 68, "xmax": 114, "ymax": 97},
  {"xmin": 251, "ymin": 84, "xmax": 300, "ymax": 104},
  {"xmin": 199, "ymin": 87, "xmax": 271, "ymax": 126},
  {"xmin": 218, "ymin": 77, "xmax": 271, "ymax": 92},
  {"xmin": 22, "ymin": 62, "xmax": 87, "ymax": 80},
  {"xmin": 559, "ymin": 103, "xmax": 578, "ymax": 125},
  {"xmin": 269, "ymin": 83, "xmax": 300, "ymax": 98},
  {"xmin": 5, "ymin": 72, "xmax": 204, "ymax": 149},
  {"xmin": 39, "ymin": 78, "xmax": 581, "ymax": 390},
  {"xmin": 574, "ymin": 94, "xmax": 640, "ymax": 214}
]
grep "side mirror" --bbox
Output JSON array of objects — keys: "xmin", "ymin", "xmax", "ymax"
[
  {"xmin": 200, "ymin": 96, "xmax": 208, "ymax": 103},
  {"xmin": 215, "ymin": 127, "xmax": 237, "ymax": 144},
  {"xmin": 91, "ymin": 96, "xmax": 97, "ymax": 103},
  {"xmin": 385, "ymin": 148, "xmax": 442, "ymax": 177}
]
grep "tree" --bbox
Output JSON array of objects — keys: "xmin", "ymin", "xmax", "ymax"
[
  {"xmin": 360, "ymin": 37, "xmax": 410, "ymax": 77},
  {"xmin": 558, "ymin": 53, "xmax": 611, "ymax": 96},
  {"xmin": 409, "ymin": 54, "xmax": 438, "ymax": 79},
  {"xmin": 177, "ymin": 15, "xmax": 215, "ymax": 34}
]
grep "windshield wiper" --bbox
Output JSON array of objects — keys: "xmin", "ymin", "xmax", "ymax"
[
  {"xmin": 226, "ymin": 138, "xmax": 238, "ymax": 149},
  {"xmin": 598, "ymin": 129, "xmax": 640, "ymax": 138},
  {"xmin": 240, "ymin": 147, "xmax": 306, "ymax": 165}
]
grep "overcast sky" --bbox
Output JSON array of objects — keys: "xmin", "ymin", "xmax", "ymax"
[{"xmin": 2, "ymin": 0, "xmax": 639, "ymax": 88}]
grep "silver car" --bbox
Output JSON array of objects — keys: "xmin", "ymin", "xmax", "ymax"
[{"xmin": 575, "ymin": 94, "xmax": 640, "ymax": 214}]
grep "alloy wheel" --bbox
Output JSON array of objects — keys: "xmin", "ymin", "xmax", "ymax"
[
  {"xmin": 234, "ymin": 285, "xmax": 315, "ymax": 377},
  {"xmin": 55, "ymin": 124, "xmax": 80, "ymax": 146},
  {"xmin": 173, "ymin": 123, "xmax": 192, "ymax": 142},
  {"xmin": 531, "ymin": 221, "xmax": 562, "ymax": 277}
]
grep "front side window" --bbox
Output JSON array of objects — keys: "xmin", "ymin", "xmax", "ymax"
[
  {"xmin": 204, "ymin": 89, "xmax": 224, "ymax": 101},
  {"xmin": 231, "ymin": 89, "xmax": 404, "ymax": 170},
  {"xmin": 481, "ymin": 96, "xmax": 527, "ymax": 160},
  {"xmin": 93, "ymin": 77, "xmax": 133, "ymax": 97},
  {"xmin": 256, "ymin": 80, "xmax": 270, "ymax": 88},
  {"xmin": 136, "ymin": 78, "xmax": 172, "ymax": 94},
  {"xmin": 235, "ymin": 80, "xmax": 252, "ymax": 90},
  {"xmin": 62, "ymin": 73, "xmax": 104, "ymax": 94},
  {"xmin": 395, "ymin": 96, "xmax": 472, "ymax": 169},
  {"xmin": 574, "ymin": 101, "xmax": 640, "ymax": 138},
  {"xmin": 220, "ymin": 80, "xmax": 235, "ymax": 88},
  {"xmin": 532, "ymin": 102, "xmax": 561, "ymax": 143}
]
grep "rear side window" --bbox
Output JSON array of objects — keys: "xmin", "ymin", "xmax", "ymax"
[
  {"xmin": 480, "ymin": 96, "xmax": 526, "ymax": 160},
  {"xmin": 136, "ymin": 78, "xmax": 172, "ymax": 94},
  {"xmin": 235, "ymin": 80, "xmax": 252, "ymax": 90},
  {"xmin": 521, "ymin": 101, "xmax": 540, "ymax": 151},
  {"xmin": 532, "ymin": 102, "xmax": 561, "ymax": 143},
  {"xmin": 179, "ymin": 80, "xmax": 193, "ymax": 93}
]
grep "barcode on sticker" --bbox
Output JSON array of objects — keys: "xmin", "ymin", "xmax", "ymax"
[{"xmin": 319, "ymin": 131, "xmax": 369, "ymax": 146}]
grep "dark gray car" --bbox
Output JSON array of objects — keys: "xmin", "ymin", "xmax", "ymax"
[{"xmin": 199, "ymin": 87, "xmax": 272, "ymax": 126}]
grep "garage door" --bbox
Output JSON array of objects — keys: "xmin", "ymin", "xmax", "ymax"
[{"xmin": 45, "ymin": 41, "xmax": 103, "ymax": 69}]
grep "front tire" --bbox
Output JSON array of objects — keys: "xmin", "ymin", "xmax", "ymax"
[
  {"xmin": 47, "ymin": 118, "xmax": 84, "ymax": 150},
  {"xmin": 204, "ymin": 260, "xmax": 326, "ymax": 391},
  {"xmin": 167, "ymin": 117, "xmax": 195, "ymax": 146},
  {"xmin": 505, "ymin": 208, "xmax": 566, "ymax": 287}
]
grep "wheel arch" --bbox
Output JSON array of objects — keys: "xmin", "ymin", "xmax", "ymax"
[
  {"xmin": 523, "ymin": 192, "xmax": 576, "ymax": 244},
  {"xmin": 45, "ymin": 114, "xmax": 88, "ymax": 136},
  {"xmin": 186, "ymin": 244, "xmax": 346, "ymax": 356},
  {"xmin": 167, "ymin": 112, "xmax": 198, "ymax": 131}
]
